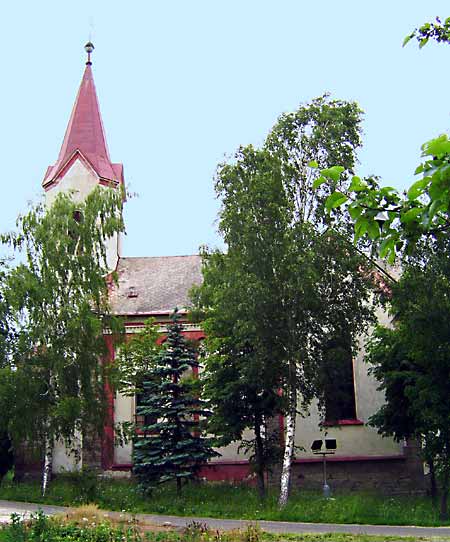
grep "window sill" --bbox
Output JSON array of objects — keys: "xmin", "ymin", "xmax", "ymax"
[{"xmin": 322, "ymin": 418, "xmax": 364, "ymax": 427}]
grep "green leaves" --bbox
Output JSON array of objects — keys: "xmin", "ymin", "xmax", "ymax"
[
  {"xmin": 404, "ymin": 17, "xmax": 450, "ymax": 51},
  {"xmin": 367, "ymin": 238, "xmax": 450, "ymax": 514},
  {"xmin": 402, "ymin": 33, "xmax": 414, "ymax": 47},
  {"xmin": 379, "ymin": 237, "xmax": 397, "ymax": 260},
  {"xmin": 354, "ymin": 217, "xmax": 369, "ymax": 240},
  {"xmin": 422, "ymin": 134, "xmax": 450, "ymax": 157},
  {"xmin": 312, "ymin": 176, "xmax": 327, "ymax": 189},
  {"xmin": 400, "ymin": 207, "xmax": 422, "ymax": 224},
  {"xmin": 321, "ymin": 165, "xmax": 345, "ymax": 182},
  {"xmin": 348, "ymin": 176, "xmax": 367, "ymax": 192},
  {"xmin": 325, "ymin": 191, "xmax": 348, "ymax": 211},
  {"xmin": 316, "ymin": 130, "xmax": 450, "ymax": 261},
  {"xmin": 133, "ymin": 311, "xmax": 218, "ymax": 491},
  {"xmin": 407, "ymin": 179, "xmax": 428, "ymax": 200},
  {"xmin": 367, "ymin": 220, "xmax": 381, "ymax": 240}
]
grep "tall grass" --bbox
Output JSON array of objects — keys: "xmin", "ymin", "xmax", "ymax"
[{"xmin": 0, "ymin": 477, "xmax": 445, "ymax": 527}]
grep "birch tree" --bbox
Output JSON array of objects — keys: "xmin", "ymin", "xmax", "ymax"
[
  {"xmin": 195, "ymin": 96, "xmax": 375, "ymax": 506},
  {"xmin": 0, "ymin": 187, "xmax": 124, "ymax": 494}
]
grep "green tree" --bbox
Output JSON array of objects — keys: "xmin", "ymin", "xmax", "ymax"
[
  {"xmin": 194, "ymin": 96, "xmax": 376, "ymax": 506},
  {"xmin": 194, "ymin": 240, "xmax": 286, "ymax": 500},
  {"xmin": 318, "ymin": 138, "xmax": 450, "ymax": 262},
  {"xmin": 367, "ymin": 238, "xmax": 450, "ymax": 519},
  {"xmin": 110, "ymin": 319, "xmax": 161, "ymax": 447},
  {"xmin": 113, "ymin": 319, "xmax": 161, "ymax": 397},
  {"xmin": 0, "ymin": 274, "xmax": 15, "ymax": 482},
  {"xmin": 133, "ymin": 309, "xmax": 218, "ymax": 494},
  {"xmin": 0, "ymin": 433, "xmax": 13, "ymax": 484},
  {"xmin": 317, "ymin": 18, "xmax": 450, "ymax": 261},
  {"xmin": 0, "ymin": 187, "xmax": 124, "ymax": 494},
  {"xmin": 403, "ymin": 16, "xmax": 450, "ymax": 48}
]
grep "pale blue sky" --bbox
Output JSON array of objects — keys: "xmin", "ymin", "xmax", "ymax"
[{"xmin": 1, "ymin": 1, "xmax": 450, "ymax": 257}]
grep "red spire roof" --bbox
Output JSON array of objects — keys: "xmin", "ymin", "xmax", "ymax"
[{"xmin": 43, "ymin": 63, "xmax": 123, "ymax": 187}]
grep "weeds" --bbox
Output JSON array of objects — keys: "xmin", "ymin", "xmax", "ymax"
[
  {"xmin": 0, "ymin": 478, "xmax": 447, "ymax": 527},
  {"xmin": 0, "ymin": 514, "xmax": 442, "ymax": 542},
  {"xmin": 0, "ymin": 511, "xmax": 144, "ymax": 541}
]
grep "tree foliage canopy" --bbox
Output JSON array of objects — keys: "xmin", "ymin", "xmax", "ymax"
[
  {"xmin": 317, "ymin": 18, "xmax": 450, "ymax": 261},
  {"xmin": 318, "ymin": 136, "xmax": 450, "ymax": 261},
  {"xmin": 0, "ymin": 187, "xmax": 124, "ymax": 468},
  {"xmin": 193, "ymin": 96, "xmax": 376, "ymax": 502},
  {"xmin": 367, "ymin": 238, "xmax": 450, "ymax": 517}
]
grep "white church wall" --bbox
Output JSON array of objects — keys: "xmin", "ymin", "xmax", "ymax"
[
  {"xmin": 53, "ymin": 437, "xmax": 81, "ymax": 473},
  {"xmin": 209, "ymin": 429, "xmax": 255, "ymax": 463},
  {"xmin": 354, "ymin": 304, "xmax": 392, "ymax": 423},
  {"xmin": 114, "ymin": 392, "xmax": 134, "ymax": 464},
  {"xmin": 293, "ymin": 400, "xmax": 401, "ymax": 459},
  {"xmin": 45, "ymin": 159, "xmax": 98, "ymax": 205},
  {"xmin": 110, "ymin": 300, "xmax": 401, "ymax": 468},
  {"xmin": 292, "ymin": 301, "xmax": 402, "ymax": 460}
]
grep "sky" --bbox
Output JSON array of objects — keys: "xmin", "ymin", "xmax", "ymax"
[{"xmin": 1, "ymin": 1, "xmax": 450, "ymax": 257}]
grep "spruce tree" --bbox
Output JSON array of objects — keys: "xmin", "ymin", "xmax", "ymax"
[{"xmin": 133, "ymin": 309, "xmax": 217, "ymax": 493}]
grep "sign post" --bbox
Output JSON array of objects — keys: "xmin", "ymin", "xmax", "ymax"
[{"xmin": 311, "ymin": 438, "xmax": 337, "ymax": 498}]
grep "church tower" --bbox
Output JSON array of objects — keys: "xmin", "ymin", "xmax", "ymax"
[{"xmin": 42, "ymin": 43, "xmax": 124, "ymax": 271}]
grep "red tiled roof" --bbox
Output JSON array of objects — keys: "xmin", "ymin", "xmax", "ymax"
[{"xmin": 43, "ymin": 64, "xmax": 123, "ymax": 187}]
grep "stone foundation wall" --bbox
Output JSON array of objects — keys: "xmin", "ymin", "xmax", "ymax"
[
  {"xmin": 288, "ymin": 458, "xmax": 424, "ymax": 494},
  {"xmin": 269, "ymin": 448, "xmax": 425, "ymax": 495}
]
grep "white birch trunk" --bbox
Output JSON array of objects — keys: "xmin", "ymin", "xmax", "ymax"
[
  {"xmin": 42, "ymin": 433, "xmax": 53, "ymax": 496},
  {"xmin": 278, "ymin": 384, "xmax": 297, "ymax": 508}
]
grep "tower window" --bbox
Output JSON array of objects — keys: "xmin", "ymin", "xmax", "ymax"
[{"xmin": 73, "ymin": 210, "xmax": 84, "ymax": 223}]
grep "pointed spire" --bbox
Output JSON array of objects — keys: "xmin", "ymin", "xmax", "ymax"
[
  {"xmin": 43, "ymin": 43, "xmax": 123, "ymax": 188},
  {"xmin": 85, "ymin": 41, "xmax": 94, "ymax": 66}
]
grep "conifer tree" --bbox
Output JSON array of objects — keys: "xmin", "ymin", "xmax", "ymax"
[{"xmin": 133, "ymin": 309, "xmax": 218, "ymax": 494}]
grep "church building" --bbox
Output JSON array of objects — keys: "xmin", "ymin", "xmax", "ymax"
[{"xmin": 42, "ymin": 44, "xmax": 424, "ymax": 492}]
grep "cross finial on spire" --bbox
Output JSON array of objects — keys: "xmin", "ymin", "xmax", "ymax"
[{"xmin": 84, "ymin": 41, "xmax": 94, "ymax": 65}]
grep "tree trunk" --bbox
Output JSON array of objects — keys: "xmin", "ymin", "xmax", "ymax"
[
  {"xmin": 440, "ymin": 484, "xmax": 449, "ymax": 521},
  {"xmin": 42, "ymin": 433, "xmax": 53, "ymax": 496},
  {"xmin": 439, "ymin": 461, "xmax": 450, "ymax": 521},
  {"xmin": 278, "ymin": 383, "xmax": 296, "ymax": 508},
  {"xmin": 176, "ymin": 477, "xmax": 182, "ymax": 495},
  {"xmin": 254, "ymin": 418, "xmax": 266, "ymax": 500},
  {"xmin": 428, "ymin": 458, "xmax": 438, "ymax": 507}
]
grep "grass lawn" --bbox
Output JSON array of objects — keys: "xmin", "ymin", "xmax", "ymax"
[
  {"xmin": 0, "ymin": 476, "xmax": 447, "ymax": 528},
  {"xmin": 0, "ymin": 527, "xmax": 441, "ymax": 542}
]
